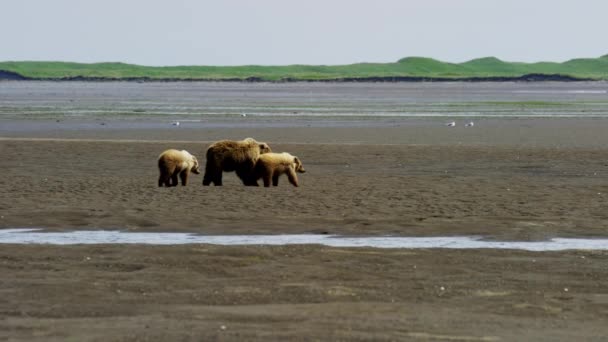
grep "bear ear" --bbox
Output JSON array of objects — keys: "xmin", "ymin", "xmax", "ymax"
[{"xmin": 294, "ymin": 157, "xmax": 300, "ymax": 163}]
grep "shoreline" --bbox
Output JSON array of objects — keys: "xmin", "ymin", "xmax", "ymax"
[{"xmin": 0, "ymin": 72, "xmax": 597, "ymax": 82}]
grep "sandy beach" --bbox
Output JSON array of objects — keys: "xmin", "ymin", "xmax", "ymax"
[{"xmin": 2, "ymin": 81, "xmax": 608, "ymax": 340}]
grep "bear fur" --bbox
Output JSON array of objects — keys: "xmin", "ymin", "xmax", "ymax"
[
  {"xmin": 253, "ymin": 152, "xmax": 306, "ymax": 187},
  {"xmin": 202, "ymin": 137, "xmax": 272, "ymax": 186},
  {"xmin": 157, "ymin": 149, "xmax": 200, "ymax": 187}
]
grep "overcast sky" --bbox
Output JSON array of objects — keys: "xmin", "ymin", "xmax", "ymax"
[{"xmin": 2, "ymin": 0, "xmax": 607, "ymax": 66}]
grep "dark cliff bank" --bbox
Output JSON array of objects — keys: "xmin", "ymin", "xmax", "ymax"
[{"xmin": 0, "ymin": 70, "xmax": 594, "ymax": 82}]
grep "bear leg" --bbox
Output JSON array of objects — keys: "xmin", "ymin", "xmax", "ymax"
[
  {"xmin": 159, "ymin": 171, "xmax": 174, "ymax": 187},
  {"xmin": 243, "ymin": 176, "xmax": 259, "ymax": 186},
  {"xmin": 214, "ymin": 172, "xmax": 223, "ymax": 186},
  {"xmin": 170, "ymin": 172, "xmax": 179, "ymax": 187},
  {"xmin": 180, "ymin": 170, "xmax": 189, "ymax": 186},
  {"xmin": 158, "ymin": 171, "xmax": 168, "ymax": 187},
  {"xmin": 203, "ymin": 163, "xmax": 223, "ymax": 186},
  {"xmin": 158, "ymin": 163, "xmax": 175, "ymax": 187},
  {"xmin": 286, "ymin": 168, "xmax": 299, "ymax": 187},
  {"xmin": 202, "ymin": 171, "xmax": 217, "ymax": 185},
  {"xmin": 236, "ymin": 167, "xmax": 258, "ymax": 186},
  {"xmin": 241, "ymin": 174, "xmax": 259, "ymax": 186},
  {"xmin": 262, "ymin": 172, "xmax": 273, "ymax": 187},
  {"xmin": 159, "ymin": 175, "xmax": 172, "ymax": 187},
  {"xmin": 203, "ymin": 172, "xmax": 222, "ymax": 186},
  {"xmin": 272, "ymin": 173, "xmax": 281, "ymax": 186}
]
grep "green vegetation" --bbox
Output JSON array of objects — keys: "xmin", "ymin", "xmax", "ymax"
[{"xmin": 1, "ymin": 55, "xmax": 608, "ymax": 81}]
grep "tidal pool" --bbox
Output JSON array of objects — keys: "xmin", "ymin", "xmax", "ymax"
[{"xmin": 1, "ymin": 229, "xmax": 608, "ymax": 251}]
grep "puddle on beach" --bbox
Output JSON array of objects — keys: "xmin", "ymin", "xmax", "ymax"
[{"xmin": 1, "ymin": 229, "xmax": 608, "ymax": 251}]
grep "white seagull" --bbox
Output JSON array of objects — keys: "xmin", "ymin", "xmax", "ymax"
[
  {"xmin": 445, "ymin": 121, "xmax": 456, "ymax": 127},
  {"xmin": 172, "ymin": 121, "xmax": 180, "ymax": 126},
  {"xmin": 465, "ymin": 121, "xmax": 474, "ymax": 127}
]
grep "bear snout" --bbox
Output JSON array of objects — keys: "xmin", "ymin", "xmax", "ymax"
[{"xmin": 191, "ymin": 162, "xmax": 201, "ymax": 174}]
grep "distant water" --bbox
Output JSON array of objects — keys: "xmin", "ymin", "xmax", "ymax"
[
  {"xmin": 2, "ymin": 229, "xmax": 608, "ymax": 251},
  {"xmin": 2, "ymin": 81, "xmax": 608, "ymax": 119}
]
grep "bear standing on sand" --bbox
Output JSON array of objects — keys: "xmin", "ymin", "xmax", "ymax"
[
  {"xmin": 157, "ymin": 149, "xmax": 200, "ymax": 187},
  {"xmin": 254, "ymin": 152, "xmax": 306, "ymax": 187},
  {"xmin": 202, "ymin": 138, "xmax": 272, "ymax": 186}
]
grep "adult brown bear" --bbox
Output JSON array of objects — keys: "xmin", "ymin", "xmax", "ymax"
[
  {"xmin": 202, "ymin": 138, "xmax": 272, "ymax": 186},
  {"xmin": 157, "ymin": 149, "xmax": 200, "ymax": 187},
  {"xmin": 253, "ymin": 152, "xmax": 306, "ymax": 187}
]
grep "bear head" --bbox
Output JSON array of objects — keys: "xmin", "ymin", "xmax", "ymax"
[
  {"xmin": 259, "ymin": 142, "xmax": 272, "ymax": 154},
  {"xmin": 293, "ymin": 156, "xmax": 306, "ymax": 173},
  {"xmin": 191, "ymin": 156, "xmax": 201, "ymax": 174}
]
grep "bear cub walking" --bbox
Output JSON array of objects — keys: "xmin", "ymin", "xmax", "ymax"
[
  {"xmin": 254, "ymin": 152, "xmax": 306, "ymax": 187},
  {"xmin": 157, "ymin": 149, "xmax": 200, "ymax": 187}
]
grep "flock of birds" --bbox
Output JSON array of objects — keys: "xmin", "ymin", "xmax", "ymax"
[{"xmin": 446, "ymin": 121, "xmax": 474, "ymax": 127}]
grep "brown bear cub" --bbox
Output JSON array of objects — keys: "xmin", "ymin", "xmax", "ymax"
[
  {"xmin": 202, "ymin": 137, "xmax": 272, "ymax": 186},
  {"xmin": 157, "ymin": 149, "xmax": 200, "ymax": 187},
  {"xmin": 253, "ymin": 152, "xmax": 306, "ymax": 187}
]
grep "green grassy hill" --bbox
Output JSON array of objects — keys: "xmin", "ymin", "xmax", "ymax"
[{"xmin": 1, "ymin": 55, "xmax": 607, "ymax": 81}]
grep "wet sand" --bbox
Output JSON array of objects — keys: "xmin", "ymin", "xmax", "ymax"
[
  {"xmin": 2, "ymin": 243, "xmax": 608, "ymax": 341},
  {"xmin": 2, "ymin": 128, "xmax": 608, "ymax": 240},
  {"xmin": 2, "ymin": 82, "xmax": 608, "ymax": 340}
]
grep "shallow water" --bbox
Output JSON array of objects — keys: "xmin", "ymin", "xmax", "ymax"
[
  {"xmin": 2, "ymin": 229, "xmax": 608, "ymax": 251},
  {"xmin": 2, "ymin": 81, "xmax": 608, "ymax": 119}
]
